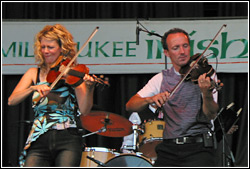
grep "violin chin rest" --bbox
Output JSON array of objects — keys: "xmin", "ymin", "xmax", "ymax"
[{"xmin": 67, "ymin": 69, "xmax": 85, "ymax": 78}]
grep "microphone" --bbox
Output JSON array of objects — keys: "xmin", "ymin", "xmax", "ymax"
[
  {"xmin": 136, "ymin": 20, "xmax": 140, "ymax": 45},
  {"xmin": 86, "ymin": 156, "xmax": 106, "ymax": 167}
]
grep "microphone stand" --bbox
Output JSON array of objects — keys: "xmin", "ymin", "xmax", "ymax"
[
  {"xmin": 138, "ymin": 28, "xmax": 162, "ymax": 38},
  {"xmin": 216, "ymin": 107, "xmax": 236, "ymax": 167},
  {"xmin": 136, "ymin": 19, "xmax": 167, "ymax": 69}
]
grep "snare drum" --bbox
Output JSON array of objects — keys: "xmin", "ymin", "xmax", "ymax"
[
  {"xmin": 138, "ymin": 120, "xmax": 165, "ymax": 160},
  {"xmin": 103, "ymin": 153, "xmax": 152, "ymax": 167},
  {"xmin": 80, "ymin": 147, "xmax": 119, "ymax": 167}
]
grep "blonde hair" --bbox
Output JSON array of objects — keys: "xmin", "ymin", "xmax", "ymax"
[{"xmin": 34, "ymin": 24, "xmax": 77, "ymax": 70}]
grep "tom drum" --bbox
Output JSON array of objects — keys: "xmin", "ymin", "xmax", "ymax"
[{"xmin": 138, "ymin": 120, "xmax": 165, "ymax": 160}]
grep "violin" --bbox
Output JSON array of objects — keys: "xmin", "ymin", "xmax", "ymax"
[
  {"xmin": 46, "ymin": 57, "xmax": 110, "ymax": 88},
  {"xmin": 179, "ymin": 53, "xmax": 223, "ymax": 91}
]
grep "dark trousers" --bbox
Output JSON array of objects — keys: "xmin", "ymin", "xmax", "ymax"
[
  {"xmin": 24, "ymin": 128, "xmax": 83, "ymax": 167},
  {"xmin": 154, "ymin": 141, "xmax": 216, "ymax": 167}
]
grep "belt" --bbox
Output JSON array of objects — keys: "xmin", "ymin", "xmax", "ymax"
[
  {"xmin": 164, "ymin": 135, "xmax": 204, "ymax": 144},
  {"xmin": 51, "ymin": 122, "xmax": 76, "ymax": 130}
]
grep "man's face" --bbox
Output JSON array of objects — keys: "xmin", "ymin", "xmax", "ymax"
[{"xmin": 164, "ymin": 32, "xmax": 190, "ymax": 72}]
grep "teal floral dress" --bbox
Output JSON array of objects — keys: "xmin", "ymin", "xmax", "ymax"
[{"xmin": 19, "ymin": 70, "xmax": 80, "ymax": 167}]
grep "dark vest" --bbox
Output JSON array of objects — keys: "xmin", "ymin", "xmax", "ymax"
[{"xmin": 160, "ymin": 67, "xmax": 211, "ymax": 139}]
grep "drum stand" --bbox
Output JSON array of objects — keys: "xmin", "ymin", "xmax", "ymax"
[
  {"xmin": 121, "ymin": 124, "xmax": 139, "ymax": 151},
  {"xmin": 132, "ymin": 124, "xmax": 139, "ymax": 151}
]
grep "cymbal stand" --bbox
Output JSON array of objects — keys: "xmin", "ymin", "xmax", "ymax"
[
  {"xmin": 81, "ymin": 126, "xmax": 107, "ymax": 138},
  {"xmin": 132, "ymin": 124, "xmax": 139, "ymax": 151},
  {"xmin": 82, "ymin": 114, "xmax": 110, "ymax": 138}
]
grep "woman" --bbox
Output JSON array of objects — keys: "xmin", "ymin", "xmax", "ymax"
[{"xmin": 8, "ymin": 24, "xmax": 96, "ymax": 167}]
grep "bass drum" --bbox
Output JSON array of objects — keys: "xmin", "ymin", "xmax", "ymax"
[{"xmin": 103, "ymin": 153, "xmax": 153, "ymax": 167}]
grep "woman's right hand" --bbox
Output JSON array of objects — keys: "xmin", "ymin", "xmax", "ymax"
[{"xmin": 31, "ymin": 84, "xmax": 51, "ymax": 97}]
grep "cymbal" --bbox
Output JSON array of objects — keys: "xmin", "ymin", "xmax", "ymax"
[{"xmin": 80, "ymin": 111, "xmax": 132, "ymax": 137}]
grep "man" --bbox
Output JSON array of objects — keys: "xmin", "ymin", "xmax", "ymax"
[{"xmin": 126, "ymin": 28, "xmax": 219, "ymax": 167}]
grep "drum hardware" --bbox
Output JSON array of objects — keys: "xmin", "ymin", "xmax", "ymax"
[
  {"xmin": 132, "ymin": 124, "xmax": 138, "ymax": 151},
  {"xmin": 101, "ymin": 153, "xmax": 153, "ymax": 167},
  {"xmin": 81, "ymin": 113, "xmax": 108, "ymax": 138},
  {"xmin": 86, "ymin": 155, "xmax": 106, "ymax": 167},
  {"xmin": 122, "ymin": 145, "xmax": 136, "ymax": 150},
  {"xmin": 81, "ymin": 126, "xmax": 107, "ymax": 138},
  {"xmin": 121, "ymin": 124, "xmax": 140, "ymax": 152},
  {"xmin": 137, "ymin": 126, "xmax": 144, "ymax": 134}
]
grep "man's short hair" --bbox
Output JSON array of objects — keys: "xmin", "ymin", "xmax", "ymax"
[{"xmin": 161, "ymin": 28, "xmax": 190, "ymax": 50}]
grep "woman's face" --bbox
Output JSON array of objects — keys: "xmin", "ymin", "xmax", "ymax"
[{"xmin": 40, "ymin": 37, "xmax": 61, "ymax": 66}]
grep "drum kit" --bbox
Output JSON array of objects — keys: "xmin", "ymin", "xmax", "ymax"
[{"xmin": 80, "ymin": 111, "xmax": 165, "ymax": 167}]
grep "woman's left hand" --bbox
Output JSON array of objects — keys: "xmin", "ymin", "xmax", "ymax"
[{"xmin": 83, "ymin": 74, "xmax": 96, "ymax": 88}]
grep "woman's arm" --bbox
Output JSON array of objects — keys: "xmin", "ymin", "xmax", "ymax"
[
  {"xmin": 74, "ymin": 74, "xmax": 96, "ymax": 116},
  {"xmin": 8, "ymin": 68, "xmax": 37, "ymax": 106}
]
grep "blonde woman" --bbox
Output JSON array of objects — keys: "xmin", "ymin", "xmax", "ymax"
[{"xmin": 8, "ymin": 24, "xmax": 96, "ymax": 167}]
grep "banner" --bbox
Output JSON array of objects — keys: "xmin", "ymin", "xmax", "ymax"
[{"xmin": 2, "ymin": 19, "xmax": 248, "ymax": 74}]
